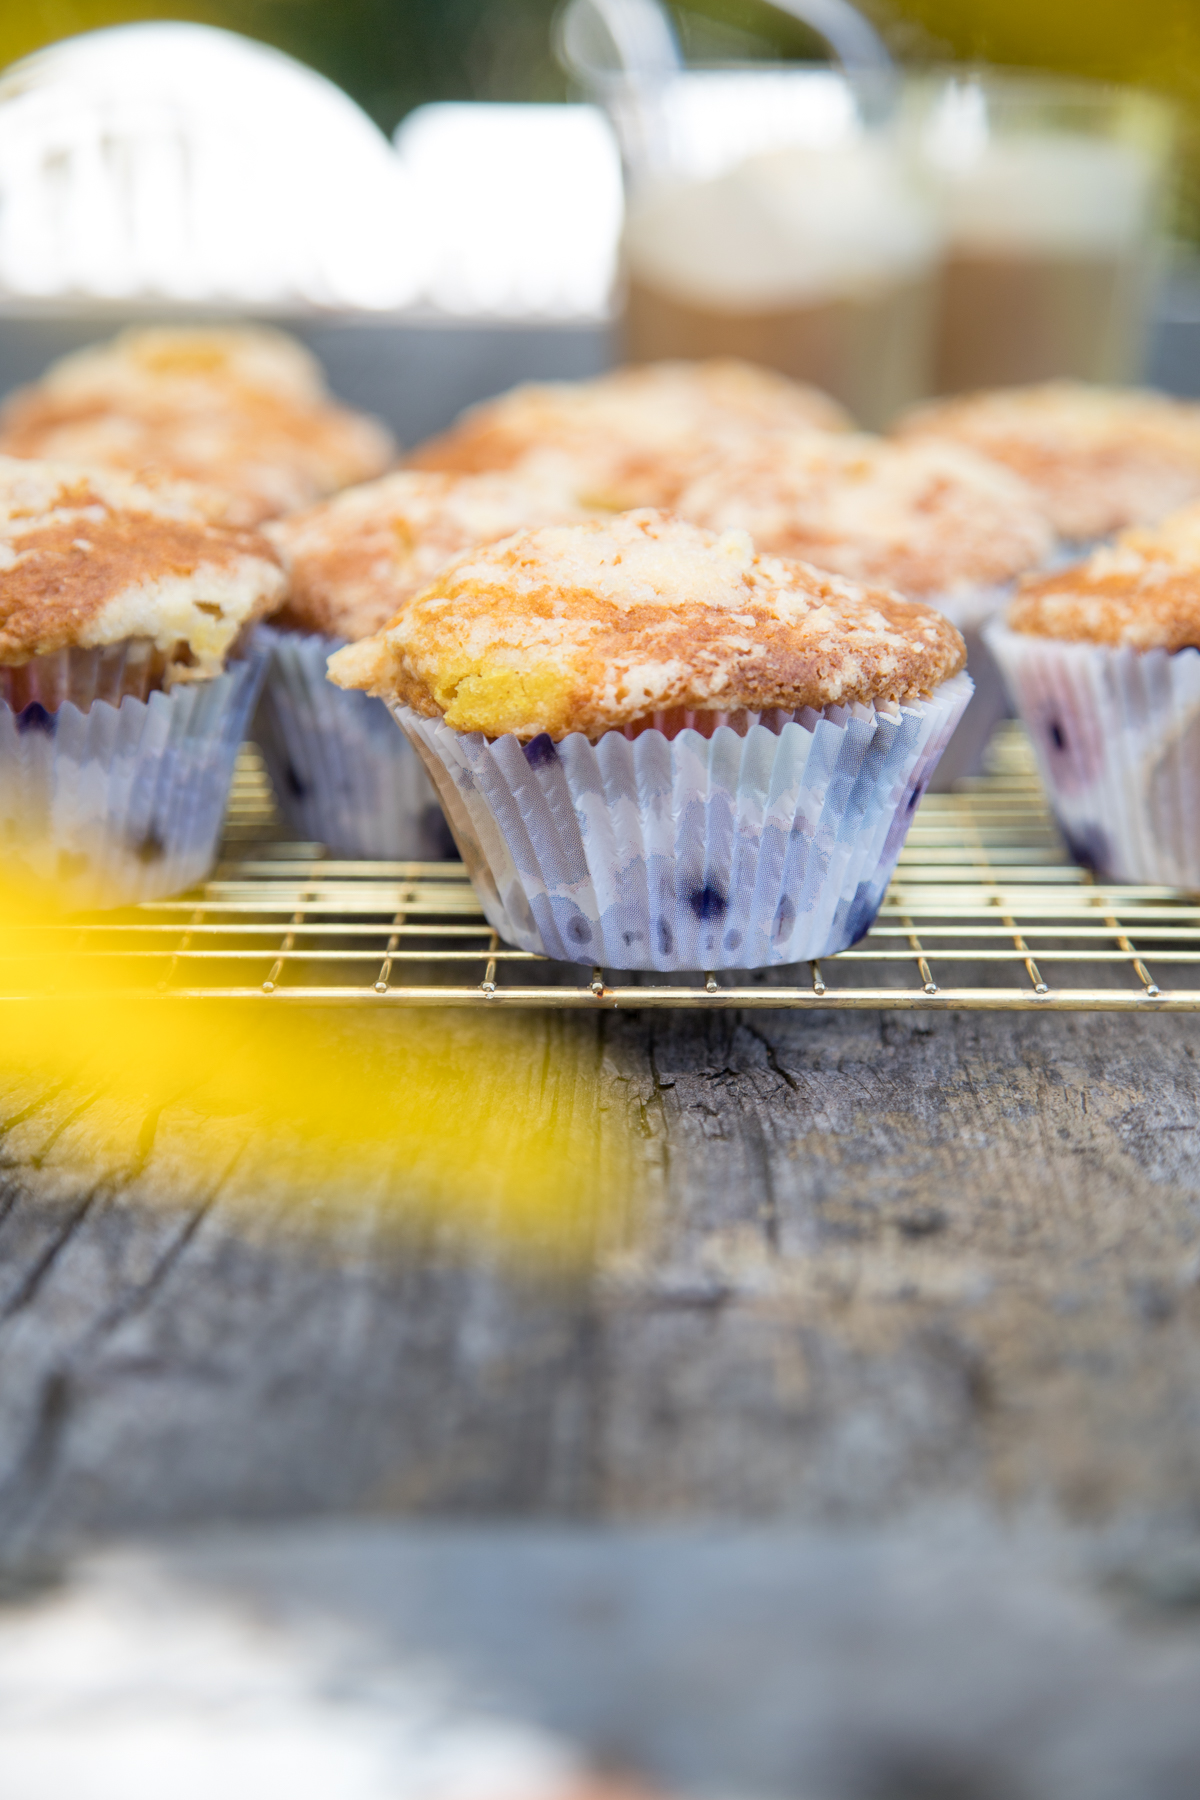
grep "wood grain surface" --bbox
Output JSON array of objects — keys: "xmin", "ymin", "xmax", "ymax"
[{"xmin": 2, "ymin": 1000, "xmax": 1199, "ymax": 1554}]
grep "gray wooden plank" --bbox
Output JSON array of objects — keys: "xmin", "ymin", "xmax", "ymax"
[{"xmin": 1, "ymin": 1006, "xmax": 1199, "ymax": 1551}]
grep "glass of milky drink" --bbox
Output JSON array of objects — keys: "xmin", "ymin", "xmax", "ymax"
[
  {"xmin": 909, "ymin": 71, "xmax": 1175, "ymax": 393},
  {"xmin": 613, "ymin": 68, "xmax": 943, "ymax": 429}
]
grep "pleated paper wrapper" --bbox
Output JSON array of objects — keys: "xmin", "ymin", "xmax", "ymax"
[
  {"xmin": 252, "ymin": 626, "xmax": 451, "ymax": 860},
  {"xmin": 925, "ymin": 582, "xmax": 1011, "ymax": 791},
  {"xmin": 0, "ymin": 643, "xmax": 267, "ymax": 910},
  {"xmin": 986, "ymin": 623, "xmax": 1200, "ymax": 887},
  {"xmin": 924, "ymin": 549, "xmax": 1083, "ymax": 791},
  {"xmin": 396, "ymin": 672, "xmax": 973, "ymax": 973}
]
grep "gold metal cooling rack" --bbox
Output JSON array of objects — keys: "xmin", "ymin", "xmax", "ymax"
[{"xmin": 10, "ymin": 725, "xmax": 1200, "ymax": 1011}]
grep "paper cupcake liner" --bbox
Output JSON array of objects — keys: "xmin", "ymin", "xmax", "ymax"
[
  {"xmin": 924, "ymin": 583, "xmax": 1012, "ymax": 792},
  {"xmin": 0, "ymin": 642, "xmax": 268, "ymax": 910},
  {"xmin": 0, "ymin": 640, "xmax": 172, "ymax": 713},
  {"xmin": 396, "ymin": 672, "xmax": 974, "ymax": 972},
  {"xmin": 252, "ymin": 626, "xmax": 452, "ymax": 860},
  {"xmin": 986, "ymin": 622, "xmax": 1200, "ymax": 886}
]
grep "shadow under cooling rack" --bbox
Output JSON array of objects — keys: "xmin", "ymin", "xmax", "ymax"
[{"xmin": 13, "ymin": 725, "xmax": 1200, "ymax": 1011}]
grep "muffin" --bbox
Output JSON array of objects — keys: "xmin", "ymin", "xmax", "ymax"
[
  {"xmin": 986, "ymin": 503, "xmax": 1200, "ymax": 885},
  {"xmin": 0, "ymin": 454, "xmax": 284, "ymax": 907},
  {"xmin": 329, "ymin": 511, "xmax": 971, "ymax": 972},
  {"xmin": 673, "ymin": 431, "xmax": 1051, "ymax": 599},
  {"xmin": 673, "ymin": 430, "xmax": 1054, "ymax": 784},
  {"xmin": 0, "ymin": 325, "xmax": 395, "ymax": 527},
  {"xmin": 893, "ymin": 382, "xmax": 1200, "ymax": 545},
  {"xmin": 255, "ymin": 469, "xmax": 590, "ymax": 858},
  {"xmin": 407, "ymin": 359, "xmax": 851, "ymax": 511}
]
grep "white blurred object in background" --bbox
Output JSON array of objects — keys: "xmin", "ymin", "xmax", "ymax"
[
  {"xmin": 607, "ymin": 67, "xmax": 860, "ymax": 187},
  {"xmin": 394, "ymin": 104, "xmax": 623, "ymax": 321},
  {"xmin": 0, "ymin": 23, "xmax": 422, "ymax": 310},
  {"xmin": 0, "ymin": 1553, "xmax": 586, "ymax": 1800}
]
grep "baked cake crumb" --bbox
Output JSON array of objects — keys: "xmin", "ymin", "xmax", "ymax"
[
  {"xmin": 329, "ymin": 509, "xmax": 965, "ymax": 740},
  {"xmin": 0, "ymin": 455, "xmax": 285, "ymax": 678},
  {"xmin": 894, "ymin": 382, "xmax": 1200, "ymax": 543},
  {"xmin": 1009, "ymin": 500, "xmax": 1200, "ymax": 649},
  {"xmin": 407, "ymin": 360, "xmax": 850, "ymax": 511},
  {"xmin": 0, "ymin": 326, "xmax": 395, "ymax": 527},
  {"xmin": 268, "ymin": 469, "xmax": 589, "ymax": 641},
  {"xmin": 675, "ymin": 430, "xmax": 1052, "ymax": 602}
]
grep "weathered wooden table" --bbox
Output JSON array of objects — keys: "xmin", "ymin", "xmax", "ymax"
[{"xmin": 3, "ymin": 994, "xmax": 1199, "ymax": 1542}]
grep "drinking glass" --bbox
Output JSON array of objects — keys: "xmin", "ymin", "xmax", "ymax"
[
  {"xmin": 559, "ymin": 2, "xmax": 942, "ymax": 427},
  {"xmin": 907, "ymin": 70, "xmax": 1176, "ymax": 392},
  {"xmin": 617, "ymin": 70, "xmax": 943, "ymax": 427}
]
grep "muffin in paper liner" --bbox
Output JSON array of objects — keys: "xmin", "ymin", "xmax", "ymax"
[
  {"xmin": 947, "ymin": 547, "xmax": 1111, "ymax": 788},
  {"xmin": 985, "ymin": 621, "xmax": 1200, "ymax": 886},
  {"xmin": 933, "ymin": 555, "xmax": 1096, "ymax": 789},
  {"xmin": 394, "ymin": 671, "xmax": 973, "ymax": 972},
  {"xmin": 924, "ymin": 586, "xmax": 1012, "ymax": 791},
  {"xmin": 0, "ymin": 641, "xmax": 267, "ymax": 910},
  {"xmin": 251, "ymin": 624, "xmax": 451, "ymax": 860}
]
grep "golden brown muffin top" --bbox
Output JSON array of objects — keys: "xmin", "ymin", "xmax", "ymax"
[
  {"xmin": 327, "ymin": 510, "xmax": 966, "ymax": 741},
  {"xmin": 674, "ymin": 431, "xmax": 1053, "ymax": 604},
  {"xmin": 0, "ymin": 325, "xmax": 395, "ymax": 527},
  {"xmin": 894, "ymin": 382, "xmax": 1200, "ymax": 544},
  {"xmin": 0, "ymin": 455, "xmax": 285, "ymax": 677},
  {"xmin": 406, "ymin": 359, "xmax": 851, "ymax": 510},
  {"xmin": 267, "ymin": 469, "xmax": 591, "ymax": 641},
  {"xmin": 23, "ymin": 325, "xmax": 333, "ymax": 409},
  {"xmin": 1008, "ymin": 501, "xmax": 1200, "ymax": 649}
]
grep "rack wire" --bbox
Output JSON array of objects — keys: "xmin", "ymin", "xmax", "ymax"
[{"xmin": 8, "ymin": 725, "xmax": 1200, "ymax": 1010}]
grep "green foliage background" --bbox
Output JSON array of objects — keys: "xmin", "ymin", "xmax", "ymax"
[{"xmin": 2, "ymin": 2, "xmax": 1198, "ymax": 227}]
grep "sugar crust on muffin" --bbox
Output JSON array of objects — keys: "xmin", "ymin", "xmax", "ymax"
[
  {"xmin": 674, "ymin": 431, "xmax": 1053, "ymax": 600},
  {"xmin": 1008, "ymin": 502, "xmax": 1200, "ymax": 650},
  {"xmin": 894, "ymin": 382, "xmax": 1200, "ymax": 543},
  {"xmin": 267, "ymin": 469, "xmax": 590, "ymax": 641},
  {"xmin": 0, "ymin": 455, "xmax": 285, "ymax": 678},
  {"xmin": 0, "ymin": 326, "xmax": 396, "ymax": 527},
  {"xmin": 406, "ymin": 360, "xmax": 851, "ymax": 510},
  {"xmin": 24, "ymin": 325, "xmax": 331, "ymax": 409},
  {"xmin": 328, "ymin": 510, "xmax": 966, "ymax": 741}
]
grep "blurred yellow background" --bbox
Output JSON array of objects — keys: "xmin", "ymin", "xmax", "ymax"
[
  {"xmin": 0, "ymin": 865, "xmax": 637, "ymax": 1263},
  {"xmin": 2, "ymin": 2, "xmax": 1197, "ymax": 129}
]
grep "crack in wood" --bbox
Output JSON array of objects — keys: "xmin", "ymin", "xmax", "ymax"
[
  {"xmin": 0, "ymin": 1010, "xmax": 1199, "ymax": 1541},
  {"xmin": 0, "ymin": 1100, "xmax": 170, "ymax": 1324},
  {"xmin": 739, "ymin": 1020, "xmax": 800, "ymax": 1093},
  {"xmin": 27, "ymin": 1088, "xmax": 109, "ymax": 1172},
  {"xmin": 0, "ymin": 1075, "xmax": 79, "ymax": 1140},
  {"xmin": 0, "ymin": 1369, "xmax": 72, "ymax": 1541},
  {"xmin": 82, "ymin": 1145, "xmax": 247, "ymax": 1350},
  {"xmin": 0, "ymin": 1193, "xmax": 105, "ymax": 1324}
]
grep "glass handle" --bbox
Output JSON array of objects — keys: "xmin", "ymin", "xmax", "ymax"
[
  {"xmin": 556, "ymin": 0, "xmax": 893, "ymax": 83},
  {"xmin": 555, "ymin": 0, "xmax": 682, "ymax": 87},
  {"xmin": 766, "ymin": 0, "xmax": 893, "ymax": 76}
]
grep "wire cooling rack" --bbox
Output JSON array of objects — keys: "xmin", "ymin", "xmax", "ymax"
[{"xmin": 9, "ymin": 725, "xmax": 1200, "ymax": 1010}]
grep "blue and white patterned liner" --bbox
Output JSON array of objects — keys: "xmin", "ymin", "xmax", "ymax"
[
  {"xmin": 926, "ymin": 547, "xmax": 1088, "ymax": 790},
  {"xmin": 252, "ymin": 625, "xmax": 450, "ymax": 860},
  {"xmin": 0, "ymin": 643, "xmax": 267, "ymax": 910},
  {"xmin": 987, "ymin": 621, "xmax": 1200, "ymax": 887},
  {"xmin": 925, "ymin": 582, "xmax": 1011, "ymax": 791},
  {"xmin": 396, "ymin": 672, "xmax": 973, "ymax": 972}
]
